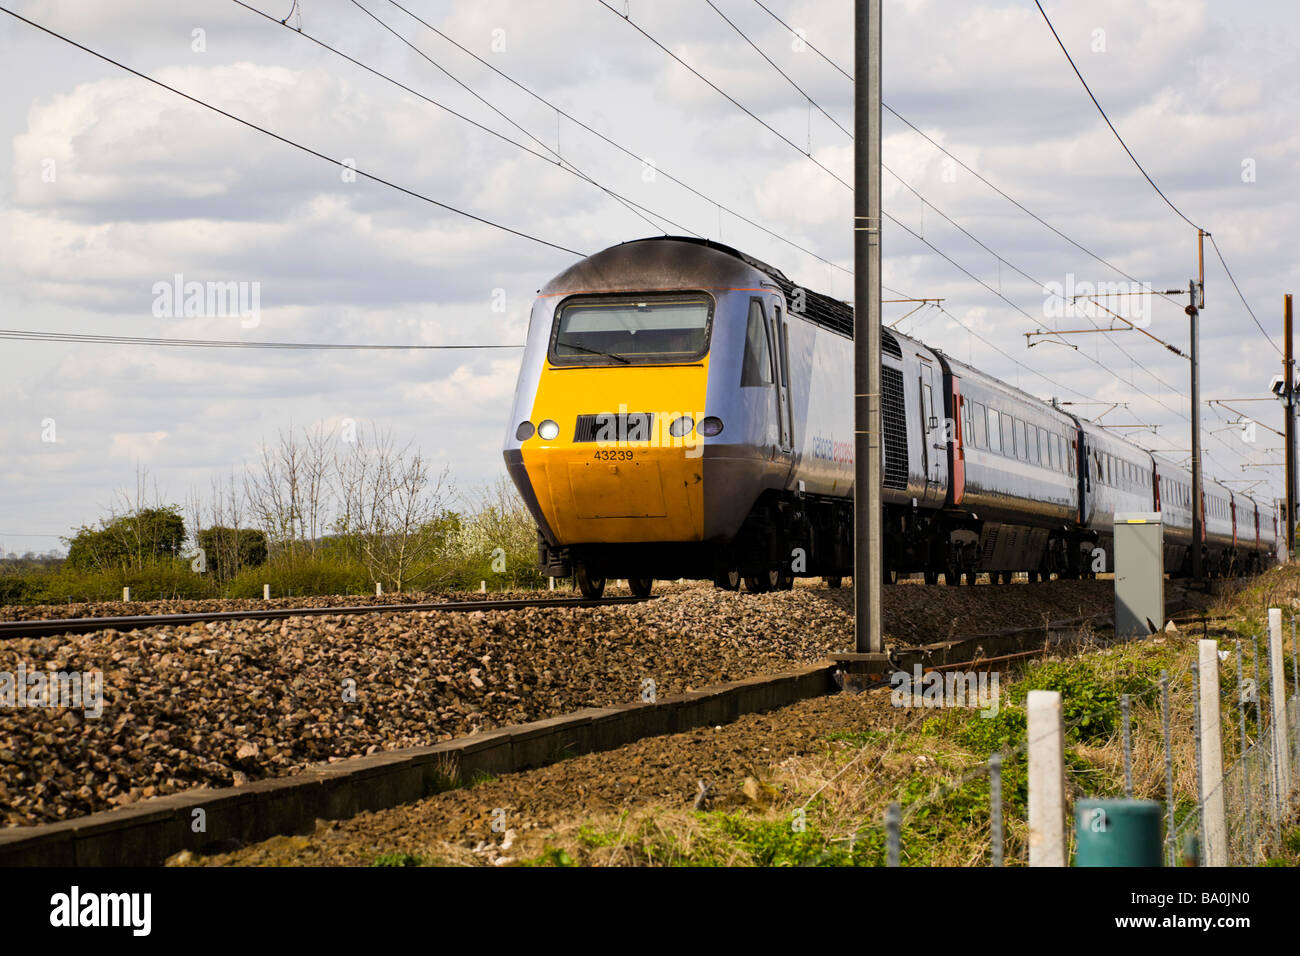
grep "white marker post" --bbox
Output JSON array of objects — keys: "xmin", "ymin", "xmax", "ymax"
[
  {"xmin": 122, "ymin": 587, "xmax": 130, "ymax": 602},
  {"xmin": 1269, "ymin": 609, "xmax": 1292, "ymax": 803},
  {"xmin": 480, "ymin": 580, "xmax": 486, "ymax": 593},
  {"xmin": 549, "ymin": 577, "xmax": 555, "ymax": 591},
  {"xmin": 1198, "ymin": 638, "xmax": 1228, "ymax": 866},
  {"xmin": 263, "ymin": 584, "xmax": 270, "ymax": 600},
  {"xmin": 1027, "ymin": 690, "xmax": 1066, "ymax": 867},
  {"xmin": 376, "ymin": 582, "xmax": 383, "ymax": 597}
]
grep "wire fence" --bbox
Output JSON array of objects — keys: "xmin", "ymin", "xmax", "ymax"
[{"xmin": 843, "ymin": 614, "xmax": 1300, "ymax": 867}]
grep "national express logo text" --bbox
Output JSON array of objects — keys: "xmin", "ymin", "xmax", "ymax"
[{"xmin": 811, "ymin": 435, "xmax": 854, "ymax": 465}]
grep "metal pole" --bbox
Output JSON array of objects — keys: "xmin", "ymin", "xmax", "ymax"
[
  {"xmin": 989, "ymin": 752, "xmax": 1003, "ymax": 867},
  {"xmin": 853, "ymin": 0, "xmax": 883, "ymax": 653},
  {"xmin": 1161, "ymin": 670, "xmax": 1176, "ymax": 867},
  {"xmin": 1121, "ymin": 694, "xmax": 1133, "ymax": 799},
  {"xmin": 885, "ymin": 801, "xmax": 900, "ymax": 866},
  {"xmin": 1252, "ymin": 636, "xmax": 1274, "ymax": 826},
  {"xmin": 1192, "ymin": 658, "xmax": 1205, "ymax": 865},
  {"xmin": 1285, "ymin": 294, "xmax": 1295, "ymax": 560},
  {"xmin": 1189, "ymin": 279, "xmax": 1204, "ymax": 583},
  {"xmin": 1236, "ymin": 641, "xmax": 1254, "ymax": 863}
]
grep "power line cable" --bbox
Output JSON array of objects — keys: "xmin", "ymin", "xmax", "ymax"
[
  {"xmin": 0, "ymin": 330, "xmax": 522, "ymax": 349},
  {"xmin": 0, "ymin": 5, "xmax": 586, "ymax": 258},
  {"xmin": 594, "ymin": 0, "xmax": 852, "ymax": 189},
  {"xmin": 721, "ymin": 4, "xmax": 1271, "ymax": 472},
  {"xmin": 1208, "ymin": 233, "xmax": 1283, "ymax": 356},
  {"xmin": 1032, "ymin": 0, "xmax": 1282, "ymax": 356},
  {"xmin": 383, "ymin": 0, "xmax": 852, "ymax": 278},
  {"xmin": 231, "ymin": 0, "xmax": 683, "ymax": 238},
  {"xmin": 1032, "ymin": 0, "xmax": 1199, "ymax": 232}
]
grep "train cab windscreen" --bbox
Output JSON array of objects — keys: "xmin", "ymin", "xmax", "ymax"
[{"xmin": 550, "ymin": 294, "xmax": 712, "ymax": 365}]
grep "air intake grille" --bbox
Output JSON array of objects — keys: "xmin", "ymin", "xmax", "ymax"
[
  {"xmin": 881, "ymin": 366, "xmax": 908, "ymax": 490},
  {"xmin": 573, "ymin": 412, "xmax": 655, "ymax": 443}
]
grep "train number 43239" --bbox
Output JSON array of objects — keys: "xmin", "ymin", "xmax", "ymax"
[{"xmin": 593, "ymin": 449, "xmax": 634, "ymax": 461}]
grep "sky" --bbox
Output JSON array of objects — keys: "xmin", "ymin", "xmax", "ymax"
[{"xmin": 1, "ymin": 0, "xmax": 1297, "ymax": 555}]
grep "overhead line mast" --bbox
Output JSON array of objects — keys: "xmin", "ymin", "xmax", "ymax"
[{"xmin": 851, "ymin": 0, "xmax": 885, "ymax": 667}]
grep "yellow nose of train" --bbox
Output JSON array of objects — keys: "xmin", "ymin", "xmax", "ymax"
[{"xmin": 517, "ymin": 362, "xmax": 709, "ymax": 544}]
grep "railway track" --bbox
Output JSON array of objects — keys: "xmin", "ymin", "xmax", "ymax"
[{"xmin": 0, "ymin": 594, "xmax": 652, "ymax": 640}]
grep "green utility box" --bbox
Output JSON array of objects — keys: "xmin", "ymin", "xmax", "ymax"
[
  {"xmin": 1074, "ymin": 799, "xmax": 1163, "ymax": 867},
  {"xmin": 1113, "ymin": 513, "xmax": 1164, "ymax": 638}
]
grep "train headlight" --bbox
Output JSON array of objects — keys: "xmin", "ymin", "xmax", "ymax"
[
  {"xmin": 698, "ymin": 416, "xmax": 724, "ymax": 437},
  {"xmin": 668, "ymin": 415, "xmax": 695, "ymax": 437},
  {"xmin": 537, "ymin": 419, "xmax": 560, "ymax": 441},
  {"xmin": 515, "ymin": 421, "xmax": 535, "ymax": 441}
]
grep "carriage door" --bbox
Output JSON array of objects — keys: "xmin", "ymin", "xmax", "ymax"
[
  {"xmin": 768, "ymin": 298, "xmax": 793, "ymax": 459},
  {"xmin": 919, "ymin": 360, "xmax": 941, "ymax": 497}
]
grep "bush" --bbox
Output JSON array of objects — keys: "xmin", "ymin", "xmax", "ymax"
[
  {"xmin": 224, "ymin": 555, "xmax": 371, "ymax": 599},
  {"xmin": 65, "ymin": 507, "xmax": 186, "ymax": 572}
]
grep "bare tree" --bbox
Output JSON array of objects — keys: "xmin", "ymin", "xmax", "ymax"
[
  {"xmin": 244, "ymin": 424, "xmax": 335, "ymax": 562},
  {"xmin": 333, "ymin": 425, "xmax": 452, "ymax": 592}
]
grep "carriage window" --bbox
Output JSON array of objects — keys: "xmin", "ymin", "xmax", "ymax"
[
  {"xmin": 1037, "ymin": 427, "xmax": 1049, "ymax": 466},
  {"xmin": 987, "ymin": 408, "xmax": 1002, "ymax": 454},
  {"xmin": 1048, "ymin": 432, "xmax": 1058, "ymax": 471},
  {"xmin": 1026, "ymin": 425, "xmax": 1038, "ymax": 465},
  {"xmin": 1002, "ymin": 415, "xmax": 1015, "ymax": 457},
  {"xmin": 972, "ymin": 402, "xmax": 987, "ymax": 447},
  {"xmin": 740, "ymin": 299, "xmax": 774, "ymax": 387},
  {"xmin": 1015, "ymin": 419, "xmax": 1027, "ymax": 460},
  {"xmin": 961, "ymin": 400, "xmax": 974, "ymax": 449}
]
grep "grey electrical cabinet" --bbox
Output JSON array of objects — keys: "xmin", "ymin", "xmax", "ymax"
[{"xmin": 1113, "ymin": 513, "xmax": 1164, "ymax": 638}]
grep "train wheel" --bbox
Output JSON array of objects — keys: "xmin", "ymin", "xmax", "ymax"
[
  {"xmin": 628, "ymin": 577, "xmax": 653, "ymax": 598},
  {"xmin": 777, "ymin": 570, "xmax": 795, "ymax": 590},
  {"xmin": 744, "ymin": 574, "xmax": 771, "ymax": 593},
  {"xmin": 575, "ymin": 563, "xmax": 605, "ymax": 599},
  {"xmin": 1027, "ymin": 571, "xmax": 1040, "ymax": 584},
  {"xmin": 714, "ymin": 569, "xmax": 741, "ymax": 591},
  {"xmin": 964, "ymin": 571, "xmax": 978, "ymax": 586},
  {"xmin": 923, "ymin": 570, "xmax": 939, "ymax": 586},
  {"xmin": 826, "ymin": 576, "xmax": 843, "ymax": 589}
]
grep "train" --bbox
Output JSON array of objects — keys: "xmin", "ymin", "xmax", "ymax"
[{"xmin": 503, "ymin": 236, "xmax": 1280, "ymax": 597}]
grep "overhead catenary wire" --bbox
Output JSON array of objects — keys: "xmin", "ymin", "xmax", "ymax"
[
  {"xmin": 381, "ymin": 0, "xmax": 853, "ymax": 279},
  {"xmin": 0, "ymin": 330, "xmax": 522, "ymax": 349},
  {"xmin": 717, "ymin": 1, "xmax": 1198, "ymax": 409},
  {"xmin": 699, "ymin": 3, "xmax": 1273, "ymax": 482},
  {"xmin": 752, "ymin": 0, "xmax": 1280, "ymax": 357},
  {"xmin": 594, "ymin": 0, "xmax": 852, "ymax": 189},
  {"xmin": 230, "ymin": 0, "xmax": 685, "ymax": 239},
  {"xmin": 0, "ymin": 5, "xmax": 586, "ymax": 258},
  {"xmin": 1032, "ymin": 0, "xmax": 1282, "ymax": 357}
]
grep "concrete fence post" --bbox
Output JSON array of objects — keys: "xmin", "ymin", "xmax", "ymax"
[
  {"xmin": 1198, "ymin": 639, "xmax": 1228, "ymax": 867},
  {"xmin": 1269, "ymin": 609, "xmax": 1292, "ymax": 804},
  {"xmin": 376, "ymin": 581, "xmax": 383, "ymax": 597},
  {"xmin": 263, "ymin": 584, "xmax": 270, "ymax": 600},
  {"xmin": 122, "ymin": 587, "xmax": 130, "ymax": 602},
  {"xmin": 1028, "ymin": 689, "xmax": 1066, "ymax": 867},
  {"xmin": 480, "ymin": 580, "xmax": 487, "ymax": 593}
]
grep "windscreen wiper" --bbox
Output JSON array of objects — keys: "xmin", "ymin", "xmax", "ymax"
[{"xmin": 555, "ymin": 338, "xmax": 630, "ymax": 364}]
